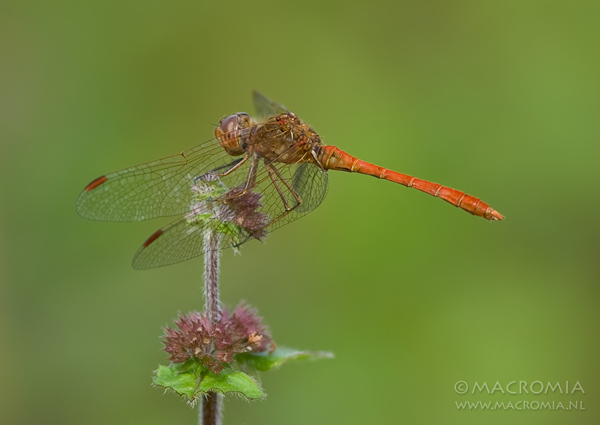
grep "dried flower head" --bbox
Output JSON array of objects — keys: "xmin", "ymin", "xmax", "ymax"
[
  {"xmin": 223, "ymin": 187, "xmax": 269, "ymax": 240},
  {"xmin": 187, "ymin": 175, "xmax": 269, "ymax": 244},
  {"xmin": 162, "ymin": 303, "xmax": 275, "ymax": 374}
]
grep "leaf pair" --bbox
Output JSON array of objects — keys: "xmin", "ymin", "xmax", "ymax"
[{"xmin": 153, "ymin": 347, "xmax": 333, "ymax": 402}]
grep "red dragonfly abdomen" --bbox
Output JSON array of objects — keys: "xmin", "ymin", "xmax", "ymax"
[{"xmin": 318, "ymin": 146, "xmax": 504, "ymax": 221}]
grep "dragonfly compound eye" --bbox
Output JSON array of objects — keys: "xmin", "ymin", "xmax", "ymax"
[{"xmin": 215, "ymin": 113, "xmax": 249, "ymax": 156}]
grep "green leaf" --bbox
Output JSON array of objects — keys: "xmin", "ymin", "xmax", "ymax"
[
  {"xmin": 201, "ymin": 368, "xmax": 264, "ymax": 399},
  {"xmin": 153, "ymin": 361, "xmax": 264, "ymax": 402},
  {"xmin": 236, "ymin": 346, "xmax": 334, "ymax": 372}
]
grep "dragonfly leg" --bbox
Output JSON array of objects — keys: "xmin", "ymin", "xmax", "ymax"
[
  {"xmin": 197, "ymin": 157, "xmax": 248, "ymax": 184},
  {"xmin": 222, "ymin": 155, "xmax": 260, "ymax": 201},
  {"xmin": 266, "ymin": 165, "xmax": 293, "ymax": 211},
  {"xmin": 215, "ymin": 155, "xmax": 248, "ymax": 177},
  {"xmin": 266, "ymin": 163, "xmax": 303, "ymax": 206},
  {"xmin": 264, "ymin": 163, "xmax": 304, "ymax": 227},
  {"xmin": 241, "ymin": 155, "xmax": 259, "ymax": 192}
]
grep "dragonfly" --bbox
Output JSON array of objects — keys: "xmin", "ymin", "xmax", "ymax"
[{"xmin": 77, "ymin": 91, "xmax": 503, "ymax": 268}]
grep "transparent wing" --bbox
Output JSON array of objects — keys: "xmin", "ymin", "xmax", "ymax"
[
  {"xmin": 132, "ymin": 213, "xmax": 251, "ymax": 269},
  {"xmin": 233, "ymin": 145, "xmax": 328, "ymax": 235},
  {"xmin": 132, "ymin": 148, "xmax": 329, "ymax": 268},
  {"xmin": 292, "ymin": 163, "xmax": 329, "ymax": 213},
  {"xmin": 76, "ymin": 138, "xmax": 243, "ymax": 221},
  {"xmin": 252, "ymin": 90, "xmax": 289, "ymax": 118},
  {"xmin": 261, "ymin": 161, "xmax": 328, "ymax": 233}
]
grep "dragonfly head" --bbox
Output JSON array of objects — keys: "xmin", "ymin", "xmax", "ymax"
[{"xmin": 215, "ymin": 113, "xmax": 251, "ymax": 156}]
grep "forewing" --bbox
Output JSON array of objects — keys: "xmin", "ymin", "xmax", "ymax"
[
  {"xmin": 76, "ymin": 139, "xmax": 242, "ymax": 221},
  {"xmin": 252, "ymin": 91, "xmax": 289, "ymax": 118},
  {"xmin": 132, "ymin": 149, "xmax": 328, "ymax": 268}
]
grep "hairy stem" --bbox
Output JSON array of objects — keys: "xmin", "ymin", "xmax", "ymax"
[
  {"xmin": 201, "ymin": 392, "xmax": 221, "ymax": 425},
  {"xmin": 201, "ymin": 229, "xmax": 222, "ymax": 425},
  {"xmin": 204, "ymin": 230, "xmax": 222, "ymax": 324}
]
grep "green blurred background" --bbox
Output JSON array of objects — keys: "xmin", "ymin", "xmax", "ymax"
[{"xmin": 1, "ymin": 0, "xmax": 599, "ymax": 424}]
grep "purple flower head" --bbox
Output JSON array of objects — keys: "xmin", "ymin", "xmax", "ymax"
[{"xmin": 162, "ymin": 303, "xmax": 275, "ymax": 374}]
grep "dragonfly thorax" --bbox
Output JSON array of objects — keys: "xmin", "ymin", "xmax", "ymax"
[{"xmin": 249, "ymin": 112, "xmax": 323, "ymax": 165}]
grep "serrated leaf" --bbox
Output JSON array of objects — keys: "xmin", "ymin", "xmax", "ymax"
[
  {"xmin": 153, "ymin": 361, "xmax": 264, "ymax": 401},
  {"xmin": 236, "ymin": 346, "xmax": 334, "ymax": 372},
  {"xmin": 201, "ymin": 368, "xmax": 264, "ymax": 399}
]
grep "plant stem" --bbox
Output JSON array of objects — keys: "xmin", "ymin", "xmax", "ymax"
[
  {"xmin": 201, "ymin": 229, "xmax": 222, "ymax": 425},
  {"xmin": 201, "ymin": 392, "xmax": 221, "ymax": 425},
  {"xmin": 204, "ymin": 230, "xmax": 222, "ymax": 324}
]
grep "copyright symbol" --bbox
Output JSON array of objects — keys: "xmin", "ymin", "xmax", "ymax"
[{"xmin": 454, "ymin": 381, "xmax": 468, "ymax": 394}]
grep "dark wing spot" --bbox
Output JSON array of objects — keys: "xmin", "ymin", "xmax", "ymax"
[
  {"xmin": 143, "ymin": 229, "xmax": 163, "ymax": 247},
  {"xmin": 84, "ymin": 175, "xmax": 108, "ymax": 191}
]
